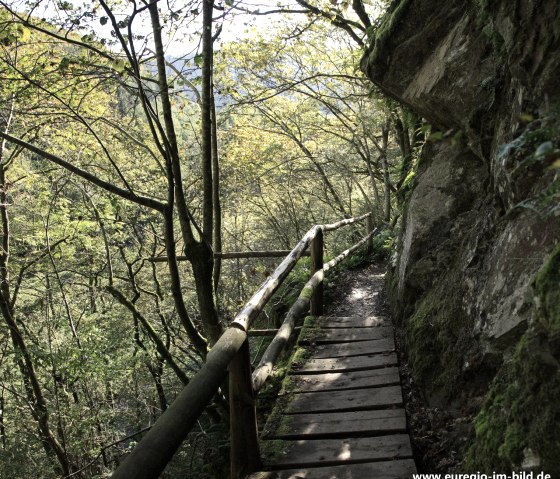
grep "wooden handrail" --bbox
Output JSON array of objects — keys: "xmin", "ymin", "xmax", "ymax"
[
  {"xmin": 147, "ymin": 250, "xmax": 312, "ymax": 262},
  {"xmin": 110, "ymin": 327, "xmax": 246, "ymax": 479},
  {"xmin": 231, "ymin": 225, "xmax": 321, "ymax": 332},
  {"xmin": 110, "ymin": 213, "xmax": 375, "ymax": 479},
  {"xmin": 323, "ymin": 212, "xmax": 371, "ymax": 231},
  {"xmin": 248, "ymin": 327, "xmax": 303, "ymax": 337},
  {"xmin": 252, "ymin": 226, "xmax": 381, "ymax": 393}
]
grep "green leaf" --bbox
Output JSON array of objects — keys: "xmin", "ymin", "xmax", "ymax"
[
  {"xmin": 58, "ymin": 1, "xmax": 73, "ymax": 11},
  {"xmin": 59, "ymin": 57, "xmax": 71, "ymax": 71},
  {"xmin": 519, "ymin": 113, "xmax": 534, "ymax": 123},
  {"xmin": 100, "ymin": 16, "xmax": 108, "ymax": 26},
  {"xmin": 111, "ymin": 58, "xmax": 126, "ymax": 73},
  {"xmin": 117, "ymin": 18, "xmax": 130, "ymax": 29},
  {"xmin": 428, "ymin": 131, "xmax": 443, "ymax": 142},
  {"xmin": 194, "ymin": 53, "xmax": 204, "ymax": 67}
]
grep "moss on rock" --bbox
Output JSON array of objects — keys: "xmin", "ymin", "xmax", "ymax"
[
  {"xmin": 405, "ymin": 275, "xmax": 473, "ymax": 399},
  {"xmin": 534, "ymin": 244, "xmax": 560, "ymax": 338},
  {"xmin": 362, "ymin": 0, "xmax": 413, "ymax": 70},
  {"xmin": 466, "ymin": 246, "xmax": 560, "ymax": 474}
]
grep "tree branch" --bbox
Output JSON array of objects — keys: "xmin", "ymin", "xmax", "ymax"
[
  {"xmin": 0, "ymin": 132, "xmax": 167, "ymax": 212},
  {"xmin": 294, "ymin": 0, "xmax": 365, "ymax": 45}
]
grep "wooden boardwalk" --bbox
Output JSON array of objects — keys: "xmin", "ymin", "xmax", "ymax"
[{"xmin": 248, "ymin": 315, "xmax": 417, "ymax": 479}]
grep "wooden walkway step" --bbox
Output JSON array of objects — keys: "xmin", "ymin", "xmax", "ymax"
[
  {"xmin": 248, "ymin": 316, "xmax": 417, "ymax": 479},
  {"xmin": 247, "ymin": 459, "xmax": 417, "ymax": 479}
]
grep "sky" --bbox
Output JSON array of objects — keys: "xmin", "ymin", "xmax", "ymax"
[
  {"xmin": 10, "ymin": 0, "xmax": 383, "ymax": 58},
  {"xmin": 14, "ymin": 0, "xmax": 313, "ymax": 57}
]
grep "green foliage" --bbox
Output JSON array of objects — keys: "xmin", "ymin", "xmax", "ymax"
[
  {"xmin": 497, "ymin": 115, "xmax": 560, "ymax": 216},
  {"xmin": 265, "ymin": 258, "xmax": 312, "ymax": 325},
  {"xmin": 533, "ymin": 244, "xmax": 560, "ymax": 336},
  {"xmin": 0, "ymin": 4, "xmax": 401, "ymax": 478}
]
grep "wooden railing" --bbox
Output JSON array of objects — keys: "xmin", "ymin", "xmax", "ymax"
[{"xmin": 111, "ymin": 213, "xmax": 378, "ymax": 479}]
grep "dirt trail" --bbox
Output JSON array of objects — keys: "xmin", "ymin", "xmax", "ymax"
[{"xmin": 325, "ymin": 263, "xmax": 387, "ymax": 318}]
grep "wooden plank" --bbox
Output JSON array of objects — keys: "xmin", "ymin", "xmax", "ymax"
[
  {"xmin": 261, "ymin": 434, "xmax": 413, "ymax": 468},
  {"xmin": 253, "ymin": 236, "xmax": 383, "ymax": 393},
  {"xmin": 292, "ymin": 352, "xmax": 398, "ymax": 374},
  {"xmin": 284, "ymin": 386, "xmax": 403, "ymax": 414},
  {"xmin": 300, "ymin": 327, "xmax": 393, "ymax": 344},
  {"xmin": 269, "ymin": 409, "xmax": 407, "ymax": 439},
  {"xmin": 319, "ymin": 316, "xmax": 387, "ymax": 328},
  {"xmin": 285, "ymin": 367, "xmax": 400, "ymax": 393},
  {"xmin": 308, "ymin": 339, "xmax": 395, "ymax": 359},
  {"xmin": 247, "ymin": 459, "xmax": 417, "ymax": 479}
]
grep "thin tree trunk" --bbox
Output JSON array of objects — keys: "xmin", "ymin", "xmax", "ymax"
[
  {"xmin": 365, "ymin": 157, "xmax": 383, "ymax": 220},
  {"xmin": 380, "ymin": 123, "xmax": 391, "ymax": 222},
  {"xmin": 0, "ymin": 126, "xmax": 71, "ymax": 476},
  {"xmin": 211, "ymin": 86, "xmax": 222, "ymax": 294},
  {"xmin": 393, "ymin": 110, "xmax": 414, "ymax": 192},
  {"xmin": 201, "ymin": 0, "xmax": 215, "ymax": 244},
  {"xmin": 149, "ymin": 0, "xmax": 222, "ymax": 347},
  {"xmin": 107, "ymin": 286, "xmax": 190, "ymax": 385},
  {"xmin": 0, "ymin": 394, "xmax": 5, "ymax": 449}
]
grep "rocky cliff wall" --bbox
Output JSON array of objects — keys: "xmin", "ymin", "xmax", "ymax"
[{"xmin": 361, "ymin": 0, "xmax": 560, "ymax": 473}]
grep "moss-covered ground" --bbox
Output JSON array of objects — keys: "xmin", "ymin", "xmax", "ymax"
[{"xmin": 258, "ymin": 316, "xmax": 322, "ymax": 461}]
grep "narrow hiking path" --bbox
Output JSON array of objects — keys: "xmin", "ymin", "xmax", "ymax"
[
  {"xmin": 324, "ymin": 262, "xmax": 467, "ymax": 473},
  {"xmin": 326, "ymin": 263, "xmax": 387, "ymax": 318},
  {"xmin": 247, "ymin": 263, "xmax": 418, "ymax": 478}
]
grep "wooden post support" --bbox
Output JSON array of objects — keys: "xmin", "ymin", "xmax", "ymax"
[
  {"xmin": 366, "ymin": 214, "xmax": 374, "ymax": 253},
  {"xmin": 229, "ymin": 338, "xmax": 261, "ymax": 479},
  {"xmin": 310, "ymin": 227, "xmax": 324, "ymax": 316}
]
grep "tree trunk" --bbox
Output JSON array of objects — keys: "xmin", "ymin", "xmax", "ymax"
[
  {"xmin": 380, "ymin": 123, "xmax": 391, "ymax": 222},
  {"xmin": 211, "ymin": 85, "xmax": 222, "ymax": 294},
  {"xmin": 0, "ymin": 134, "xmax": 71, "ymax": 476},
  {"xmin": 149, "ymin": 1, "xmax": 222, "ymax": 348},
  {"xmin": 393, "ymin": 109, "xmax": 415, "ymax": 194},
  {"xmin": 201, "ymin": 0, "xmax": 215, "ymax": 243}
]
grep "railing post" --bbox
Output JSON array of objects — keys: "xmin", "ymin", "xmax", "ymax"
[
  {"xmin": 310, "ymin": 227, "xmax": 324, "ymax": 316},
  {"xmin": 366, "ymin": 214, "xmax": 374, "ymax": 253},
  {"xmin": 230, "ymin": 338, "xmax": 261, "ymax": 479}
]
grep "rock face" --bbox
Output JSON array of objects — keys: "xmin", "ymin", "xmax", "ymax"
[{"xmin": 362, "ymin": 0, "xmax": 560, "ymax": 473}]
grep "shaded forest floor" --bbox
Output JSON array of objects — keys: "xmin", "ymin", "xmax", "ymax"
[{"xmin": 324, "ymin": 262, "xmax": 467, "ymax": 473}]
